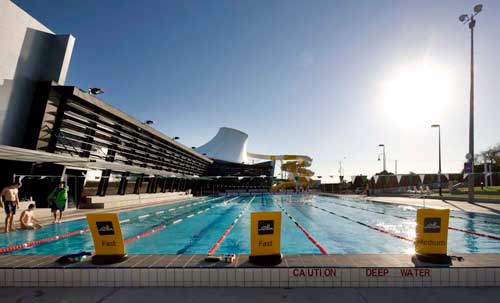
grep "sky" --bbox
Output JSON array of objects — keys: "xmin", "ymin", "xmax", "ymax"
[{"xmin": 13, "ymin": 0, "xmax": 500, "ymax": 182}]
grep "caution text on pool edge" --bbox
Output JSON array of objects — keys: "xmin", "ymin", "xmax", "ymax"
[
  {"xmin": 250, "ymin": 211, "xmax": 281, "ymax": 256},
  {"xmin": 415, "ymin": 209, "xmax": 449, "ymax": 255},
  {"xmin": 86, "ymin": 213, "xmax": 125, "ymax": 256}
]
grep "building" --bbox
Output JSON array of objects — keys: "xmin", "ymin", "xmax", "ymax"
[
  {"xmin": 0, "ymin": 2, "xmax": 212, "ymax": 208},
  {"xmin": 0, "ymin": 0, "xmax": 74, "ymax": 147},
  {"xmin": 196, "ymin": 127, "xmax": 275, "ymax": 192}
]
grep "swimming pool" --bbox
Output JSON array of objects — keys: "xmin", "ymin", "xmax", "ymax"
[{"xmin": 1, "ymin": 194, "xmax": 499, "ymax": 255}]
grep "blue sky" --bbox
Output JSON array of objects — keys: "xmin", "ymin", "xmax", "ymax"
[{"xmin": 14, "ymin": 0, "xmax": 500, "ymax": 181}]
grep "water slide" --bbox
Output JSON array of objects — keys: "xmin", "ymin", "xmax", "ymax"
[{"xmin": 247, "ymin": 153, "xmax": 314, "ymax": 191}]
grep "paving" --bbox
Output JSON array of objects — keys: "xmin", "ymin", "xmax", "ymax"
[
  {"xmin": 0, "ymin": 254, "xmax": 499, "ymax": 269},
  {"xmin": 1, "ymin": 287, "xmax": 499, "ymax": 303},
  {"xmin": 323, "ymin": 194, "xmax": 500, "ymax": 215}
]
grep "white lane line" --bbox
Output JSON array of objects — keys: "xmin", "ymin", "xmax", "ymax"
[
  {"xmin": 197, "ymin": 210, "xmax": 203, "ymax": 214},
  {"xmin": 138, "ymin": 214, "xmax": 150, "ymax": 219},
  {"xmin": 120, "ymin": 219, "xmax": 130, "ymax": 223},
  {"xmin": 169, "ymin": 208, "xmax": 176, "ymax": 212},
  {"xmin": 156, "ymin": 211, "xmax": 165, "ymax": 214},
  {"xmin": 187, "ymin": 214, "xmax": 194, "ymax": 218},
  {"xmin": 173, "ymin": 219, "xmax": 183, "ymax": 224}
]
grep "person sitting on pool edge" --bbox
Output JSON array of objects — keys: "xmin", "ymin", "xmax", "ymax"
[
  {"xmin": 47, "ymin": 181, "xmax": 68, "ymax": 224},
  {"xmin": 19, "ymin": 203, "xmax": 43, "ymax": 229}
]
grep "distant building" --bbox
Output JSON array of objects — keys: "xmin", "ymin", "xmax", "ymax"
[{"xmin": 196, "ymin": 127, "xmax": 274, "ymax": 193}]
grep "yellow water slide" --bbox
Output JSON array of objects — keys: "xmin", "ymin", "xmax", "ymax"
[{"xmin": 247, "ymin": 153, "xmax": 314, "ymax": 191}]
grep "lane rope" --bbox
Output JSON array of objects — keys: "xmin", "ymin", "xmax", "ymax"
[
  {"xmin": 310, "ymin": 199, "xmax": 500, "ymax": 241},
  {"xmin": 293, "ymin": 201, "xmax": 414, "ymax": 243},
  {"xmin": 207, "ymin": 196, "xmax": 255, "ymax": 255},
  {"xmin": 276, "ymin": 202, "xmax": 328, "ymax": 254},
  {"xmin": 0, "ymin": 196, "xmax": 235, "ymax": 254}
]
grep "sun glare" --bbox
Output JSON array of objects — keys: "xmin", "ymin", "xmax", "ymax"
[{"xmin": 382, "ymin": 63, "xmax": 452, "ymax": 127}]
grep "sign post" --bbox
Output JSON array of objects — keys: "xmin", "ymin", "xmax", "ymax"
[
  {"xmin": 249, "ymin": 211, "xmax": 282, "ymax": 265},
  {"xmin": 86, "ymin": 213, "xmax": 128, "ymax": 265},
  {"xmin": 414, "ymin": 208, "xmax": 451, "ymax": 264}
]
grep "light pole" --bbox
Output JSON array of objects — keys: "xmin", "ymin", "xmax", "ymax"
[
  {"xmin": 459, "ymin": 4, "xmax": 482, "ymax": 203},
  {"xmin": 338, "ymin": 156, "xmax": 346, "ymax": 182},
  {"xmin": 378, "ymin": 144, "xmax": 386, "ymax": 172},
  {"xmin": 431, "ymin": 124, "xmax": 442, "ymax": 196}
]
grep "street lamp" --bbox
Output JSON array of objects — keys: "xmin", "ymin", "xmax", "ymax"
[
  {"xmin": 378, "ymin": 144, "xmax": 386, "ymax": 172},
  {"xmin": 431, "ymin": 124, "xmax": 442, "ymax": 196},
  {"xmin": 459, "ymin": 4, "xmax": 482, "ymax": 203}
]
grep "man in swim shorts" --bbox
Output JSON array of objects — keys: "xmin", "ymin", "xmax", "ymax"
[
  {"xmin": 19, "ymin": 203, "xmax": 43, "ymax": 229},
  {"xmin": 1, "ymin": 182, "xmax": 21, "ymax": 232}
]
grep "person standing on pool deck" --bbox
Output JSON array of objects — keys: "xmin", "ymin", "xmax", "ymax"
[
  {"xmin": 19, "ymin": 203, "xmax": 43, "ymax": 229},
  {"xmin": 0, "ymin": 182, "xmax": 21, "ymax": 232},
  {"xmin": 47, "ymin": 181, "xmax": 68, "ymax": 224}
]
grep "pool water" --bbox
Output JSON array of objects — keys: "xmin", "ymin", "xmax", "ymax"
[{"xmin": 1, "ymin": 194, "xmax": 499, "ymax": 255}]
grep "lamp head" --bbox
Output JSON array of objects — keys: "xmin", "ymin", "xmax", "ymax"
[
  {"xmin": 431, "ymin": 124, "xmax": 440, "ymax": 128},
  {"xmin": 378, "ymin": 144, "xmax": 384, "ymax": 147},
  {"xmin": 474, "ymin": 4, "xmax": 483, "ymax": 14},
  {"xmin": 88, "ymin": 88, "xmax": 104, "ymax": 95},
  {"xmin": 459, "ymin": 14, "xmax": 469, "ymax": 22}
]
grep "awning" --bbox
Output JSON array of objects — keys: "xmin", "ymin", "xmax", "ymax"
[
  {"xmin": 0, "ymin": 145, "xmax": 202, "ymax": 179},
  {"xmin": 0, "ymin": 145, "xmax": 90, "ymax": 164}
]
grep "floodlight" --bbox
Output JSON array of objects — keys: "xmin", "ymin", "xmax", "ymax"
[
  {"xmin": 459, "ymin": 14, "xmax": 468, "ymax": 22},
  {"xmin": 88, "ymin": 88, "xmax": 104, "ymax": 95},
  {"xmin": 474, "ymin": 4, "xmax": 483, "ymax": 14}
]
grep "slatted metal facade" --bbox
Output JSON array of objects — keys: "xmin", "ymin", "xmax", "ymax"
[{"xmin": 33, "ymin": 85, "xmax": 211, "ymax": 177}]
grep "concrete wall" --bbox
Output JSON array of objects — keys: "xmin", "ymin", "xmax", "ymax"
[{"xmin": 0, "ymin": 0, "xmax": 74, "ymax": 146}]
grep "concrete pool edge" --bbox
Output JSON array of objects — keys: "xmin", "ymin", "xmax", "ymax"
[{"xmin": 1, "ymin": 254, "xmax": 499, "ymax": 288}]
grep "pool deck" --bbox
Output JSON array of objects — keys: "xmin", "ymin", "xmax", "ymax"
[
  {"xmin": 0, "ymin": 193, "xmax": 197, "ymax": 228},
  {"xmin": 1, "ymin": 254, "xmax": 499, "ymax": 288},
  {"xmin": 321, "ymin": 193, "xmax": 500, "ymax": 215}
]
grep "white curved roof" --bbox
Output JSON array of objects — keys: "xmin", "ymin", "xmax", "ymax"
[{"xmin": 196, "ymin": 127, "xmax": 249, "ymax": 164}]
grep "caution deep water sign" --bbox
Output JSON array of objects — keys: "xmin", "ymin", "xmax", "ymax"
[
  {"xmin": 415, "ymin": 209, "xmax": 449, "ymax": 255},
  {"xmin": 87, "ymin": 213, "xmax": 125, "ymax": 256},
  {"xmin": 250, "ymin": 212, "xmax": 281, "ymax": 257}
]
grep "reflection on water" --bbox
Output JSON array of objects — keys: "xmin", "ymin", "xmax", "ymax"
[{"xmin": 464, "ymin": 212, "xmax": 479, "ymax": 253}]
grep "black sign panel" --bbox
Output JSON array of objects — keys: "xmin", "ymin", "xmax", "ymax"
[
  {"xmin": 96, "ymin": 221, "xmax": 115, "ymax": 235},
  {"xmin": 423, "ymin": 218, "xmax": 441, "ymax": 233},
  {"xmin": 258, "ymin": 220, "xmax": 274, "ymax": 235}
]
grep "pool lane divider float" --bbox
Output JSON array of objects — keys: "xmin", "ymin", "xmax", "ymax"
[
  {"xmin": 276, "ymin": 203, "xmax": 328, "ymax": 255},
  {"xmin": 121, "ymin": 199, "xmax": 234, "ymax": 246},
  {"xmin": 87, "ymin": 196, "xmax": 243, "ymax": 264},
  {"xmin": 294, "ymin": 202, "xmax": 454, "ymax": 264},
  {"xmin": 207, "ymin": 196, "xmax": 256, "ymax": 255},
  {"xmin": 0, "ymin": 196, "xmax": 238, "ymax": 255},
  {"xmin": 303, "ymin": 203, "xmax": 414, "ymax": 242},
  {"xmin": 308, "ymin": 200, "xmax": 500, "ymax": 241},
  {"xmin": 0, "ymin": 228, "xmax": 90, "ymax": 254}
]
